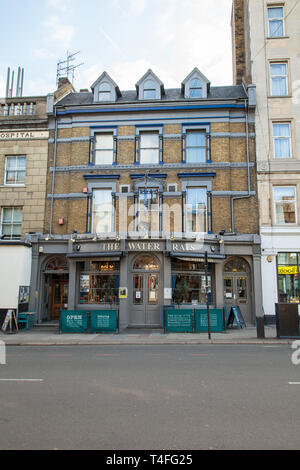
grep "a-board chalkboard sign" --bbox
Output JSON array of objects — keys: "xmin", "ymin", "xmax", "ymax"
[{"xmin": 226, "ymin": 305, "xmax": 246, "ymax": 329}]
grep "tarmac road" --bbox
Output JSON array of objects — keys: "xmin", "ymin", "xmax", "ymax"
[{"xmin": 0, "ymin": 344, "xmax": 299, "ymax": 450}]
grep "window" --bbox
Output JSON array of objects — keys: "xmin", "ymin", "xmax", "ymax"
[
  {"xmin": 171, "ymin": 258, "xmax": 212, "ymax": 305},
  {"xmin": 270, "ymin": 63, "xmax": 288, "ymax": 96},
  {"xmin": 1, "ymin": 207, "xmax": 22, "ymax": 239},
  {"xmin": 143, "ymin": 80, "xmax": 156, "ymax": 99},
  {"xmin": 138, "ymin": 188, "xmax": 159, "ymax": 233},
  {"xmin": 277, "ymin": 253, "xmax": 300, "ymax": 303},
  {"xmin": 273, "ymin": 123, "xmax": 291, "ymax": 158},
  {"xmin": 140, "ymin": 132, "xmax": 159, "ymax": 164},
  {"xmin": 5, "ymin": 156, "xmax": 26, "ymax": 185},
  {"xmin": 92, "ymin": 189, "xmax": 113, "ymax": 233},
  {"xmin": 186, "ymin": 131, "xmax": 206, "ymax": 163},
  {"xmin": 189, "ymin": 78, "xmax": 202, "ymax": 98},
  {"xmin": 79, "ymin": 260, "xmax": 120, "ymax": 304},
  {"xmin": 98, "ymin": 82, "xmax": 112, "ymax": 101},
  {"xmin": 268, "ymin": 6, "xmax": 284, "ymax": 37},
  {"xmin": 186, "ymin": 187, "xmax": 207, "ymax": 232},
  {"xmin": 94, "ymin": 133, "xmax": 114, "ymax": 165},
  {"xmin": 274, "ymin": 186, "xmax": 297, "ymax": 224}
]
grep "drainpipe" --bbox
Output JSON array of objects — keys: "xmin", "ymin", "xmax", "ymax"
[
  {"xmin": 230, "ymin": 99, "xmax": 251, "ymax": 233},
  {"xmin": 50, "ymin": 107, "xmax": 58, "ymax": 236}
]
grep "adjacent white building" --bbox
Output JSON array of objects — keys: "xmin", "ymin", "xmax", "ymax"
[{"xmin": 232, "ymin": 0, "xmax": 300, "ymax": 322}]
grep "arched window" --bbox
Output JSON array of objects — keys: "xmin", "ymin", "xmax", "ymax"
[
  {"xmin": 189, "ymin": 78, "xmax": 202, "ymax": 98},
  {"xmin": 43, "ymin": 256, "xmax": 68, "ymax": 273},
  {"xmin": 143, "ymin": 79, "xmax": 156, "ymax": 99},
  {"xmin": 224, "ymin": 257, "xmax": 248, "ymax": 273},
  {"xmin": 98, "ymin": 82, "xmax": 111, "ymax": 101},
  {"xmin": 133, "ymin": 255, "xmax": 159, "ymax": 271}
]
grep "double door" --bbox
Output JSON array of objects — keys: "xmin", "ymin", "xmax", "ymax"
[
  {"xmin": 131, "ymin": 273, "xmax": 161, "ymax": 327},
  {"xmin": 224, "ymin": 274, "xmax": 251, "ymax": 324}
]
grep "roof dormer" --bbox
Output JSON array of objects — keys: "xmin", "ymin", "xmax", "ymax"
[
  {"xmin": 91, "ymin": 71, "xmax": 121, "ymax": 103},
  {"xmin": 135, "ymin": 69, "xmax": 164, "ymax": 100},
  {"xmin": 181, "ymin": 68, "xmax": 210, "ymax": 99}
]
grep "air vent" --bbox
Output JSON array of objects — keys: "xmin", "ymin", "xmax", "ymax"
[
  {"xmin": 168, "ymin": 184, "xmax": 177, "ymax": 192},
  {"xmin": 120, "ymin": 185, "xmax": 130, "ymax": 193}
]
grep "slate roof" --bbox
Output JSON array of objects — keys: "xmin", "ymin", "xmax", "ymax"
[{"xmin": 56, "ymin": 85, "xmax": 247, "ymax": 107}]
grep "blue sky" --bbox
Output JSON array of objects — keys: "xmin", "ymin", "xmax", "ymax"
[{"xmin": 0, "ymin": 0, "xmax": 233, "ymax": 97}]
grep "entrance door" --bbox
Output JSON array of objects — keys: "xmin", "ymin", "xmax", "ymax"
[
  {"xmin": 224, "ymin": 256, "xmax": 252, "ymax": 324},
  {"xmin": 224, "ymin": 274, "xmax": 251, "ymax": 324},
  {"xmin": 51, "ymin": 279, "xmax": 68, "ymax": 320},
  {"xmin": 130, "ymin": 255, "xmax": 161, "ymax": 327}
]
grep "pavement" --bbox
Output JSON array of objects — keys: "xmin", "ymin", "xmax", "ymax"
[{"xmin": 0, "ymin": 324, "xmax": 295, "ymax": 345}]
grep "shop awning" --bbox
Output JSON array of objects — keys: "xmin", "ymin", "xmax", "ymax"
[
  {"xmin": 170, "ymin": 252, "xmax": 226, "ymax": 262},
  {"xmin": 67, "ymin": 252, "xmax": 122, "ymax": 260}
]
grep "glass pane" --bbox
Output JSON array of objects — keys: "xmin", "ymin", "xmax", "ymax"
[
  {"xmin": 278, "ymin": 274, "xmax": 300, "ymax": 303},
  {"xmin": 268, "ymin": 7, "xmax": 283, "ymax": 18},
  {"xmin": 143, "ymin": 89, "xmax": 156, "ymax": 99},
  {"xmin": 237, "ymin": 277, "xmax": 247, "ymax": 299},
  {"xmin": 99, "ymin": 82, "xmax": 111, "ymax": 92},
  {"xmin": 271, "ymin": 63, "xmax": 287, "ymax": 76},
  {"xmin": 186, "ymin": 132, "xmax": 205, "ymax": 147},
  {"xmin": 98, "ymin": 91, "xmax": 111, "ymax": 101},
  {"xmin": 273, "ymin": 123, "xmax": 290, "ymax": 137},
  {"xmin": 2, "ymin": 208, "xmax": 13, "ymax": 222},
  {"xmin": 93, "ymin": 190, "xmax": 112, "ymax": 204},
  {"xmin": 95, "ymin": 134, "xmax": 113, "ymax": 149},
  {"xmin": 269, "ymin": 20, "xmax": 283, "ymax": 37},
  {"xmin": 148, "ymin": 274, "xmax": 158, "ymax": 304},
  {"xmin": 95, "ymin": 150, "xmax": 113, "ymax": 164},
  {"xmin": 133, "ymin": 275, "xmax": 143, "ymax": 304},
  {"xmin": 277, "ymin": 253, "xmax": 298, "ymax": 266},
  {"xmin": 189, "ymin": 88, "xmax": 202, "ymax": 98},
  {"xmin": 190, "ymin": 78, "xmax": 202, "ymax": 88},
  {"xmin": 16, "ymin": 171, "xmax": 26, "ymax": 182},
  {"xmin": 274, "ymin": 187, "xmax": 295, "ymax": 201},
  {"xmin": 224, "ymin": 277, "xmax": 233, "ymax": 299},
  {"xmin": 140, "ymin": 148, "xmax": 159, "ymax": 164},
  {"xmin": 6, "ymin": 171, "xmax": 16, "ymax": 183},
  {"xmin": 6, "ymin": 157, "xmax": 16, "ymax": 169},
  {"xmin": 186, "ymin": 147, "xmax": 206, "ymax": 163},
  {"xmin": 274, "ymin": 138, "xmax": 290, "ymax": 158},
  {"xmin": 140, "ymin": 133, "xmax": 159, "ymax": 148},
  {"xmin": 133, "ymin": 255, "xmax": 159, "ymax": 271},
  {"xmin": 272, "ymin": 77, "xmax": 287, "ymax": 96},
  {"xmin": 13, "ymin": 208, "xmax": 23, "ymax": 223},
  {"xmin": 18, "ymin": 157, "xmax": 26, "ymax": 169}
]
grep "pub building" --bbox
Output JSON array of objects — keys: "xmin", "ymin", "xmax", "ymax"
[{"xmin": 28, "ymin": 69, "xmax": 264, "ymax": 335}]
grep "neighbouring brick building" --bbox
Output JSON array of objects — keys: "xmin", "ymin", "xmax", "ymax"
[
  {"xmin": 28, "ymin": 68, "xmax": 263, "ymax": 332},
  {"xmin": 0, "ymin": 89, "xmax": 49, "ymax": 314},
  {"xmin": 232, "ymin": 0, "xmax": 300, "ymax": 323}
]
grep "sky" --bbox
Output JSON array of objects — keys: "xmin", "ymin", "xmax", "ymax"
[{"xmin": 0, "ymin": 0, "xmax": 233, "ymax": 97}]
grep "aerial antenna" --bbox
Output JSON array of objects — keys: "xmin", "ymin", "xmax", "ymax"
[{"xmin": 56, "ymin": 50, "xmax": 84, "ymax": 86}]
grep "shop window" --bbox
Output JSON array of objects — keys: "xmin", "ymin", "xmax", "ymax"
[
  {"xmin": 171, "ymin": 258, "xmax": 212, "ymax": 305},
  {"xmin": 79, "ymin": 260, "xmax": 120, "ymax": 304},
  {"xmin": 1, "ymin": 207, "xmax": 22, "ymax": 239},
  {"xmin": 5, "ymin": 156, "xmax": 26, "ymax": 185},
  {"xmin": 273, "ymin": 186, "xmax": 297, "ymax": 224},
  {"xmin": 277, "ymin": 253, "xmax": 300, "ymax": 303}
]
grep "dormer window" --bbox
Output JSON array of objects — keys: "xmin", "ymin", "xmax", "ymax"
[
  {"xmin": 98, "ymin": 82, "xmax": 112, "ymax": 101},
  {"xmin": 91, "ymin": 71, "xmax": 121, "ymax": 103},
  {"xmin": 189, "ymin": 78, "xmax": 202, "ymax": 98},
  {"xmin": 143, "ymin": 80, "xmax": 156, "ymax": 99}
]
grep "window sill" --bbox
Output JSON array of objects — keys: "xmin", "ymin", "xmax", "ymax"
[
  {"xmin": 0, "ymin": 184, "xmax": 26, "ymax": 188},
  {"xmin": 267, "ymin": 36, "xmax": 289, "ymax": 40},
  {"xmin": 268, "ymin": 95, "xmax": 292, "ymax": 99}
]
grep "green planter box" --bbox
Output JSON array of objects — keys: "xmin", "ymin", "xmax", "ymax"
[
  {"xmin": 165, "ymin": 308, "xmax": 194, "ymax": 333},
  {"xmin": 195, "ymin": 308, "xmax": 224, "ymax": 333},
  {"xmin": 90, "ymin": 310, "xmax": 118, "ymax": 333},
  {"xmin": 60, "ymin": 310, "xmax": 88, "ymax": 333}
]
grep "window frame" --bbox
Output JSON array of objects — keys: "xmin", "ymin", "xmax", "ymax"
[
  {"xmin": 272, "ymin": 122, "xmax": 292, "ymax": 159},
  {"xmin": 137, "ymin": 187, "xmax": 160, "ymax": 233},
  {"xmin": 189, "ymin": 78, "xmax": 203, "ymax": 98},
  {"xmin": 1, "ymin": 206, "xmax": 23, "ymax": 239},
  {"xmin": 185, "ymin": 186, "xmax": 208, "ymax": 234},
  {"xmin": 267, "ymin": 5, "xmax": 285, "ymax": 38},
  {"xmin": 273, "ymin": 186, "xmax": 297, "ymax": 225},
  {"xmin": 98, "ymin": 82, "xmax": 112, "ymax": 102},
  {"xmin": 91, "ymin": 188, "xmax": 114, "ymax": 234},
  {"xmin": 90, "ymin": 127, "xmax": 117, "ymax": 165},
  {"xmin": 182, "ymin": 124, "xmax": 210, "ymax": 163},
  {"xmin": 270, "ymin": 62, "xmax": 288, "ymax": 96},
  {"xmin": 4, "ymin": 155, "xmax": 26, "ymax": 186},
  {"xmin": 135, "ymin": 126, "xmax": 163, "ymax": 165}
]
